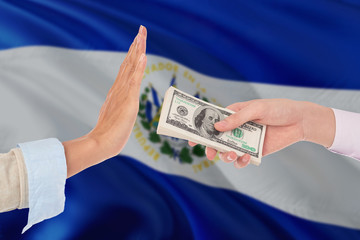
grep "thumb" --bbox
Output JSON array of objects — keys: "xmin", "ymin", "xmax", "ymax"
[{"xmin": 215, "ymin": 105, "xmax": 260, "ymax": 132}]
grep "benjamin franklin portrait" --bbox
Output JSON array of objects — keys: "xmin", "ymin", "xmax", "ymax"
[{"xmin": 193, "ymin": 106, "xmax": 224, "ymax": 139}]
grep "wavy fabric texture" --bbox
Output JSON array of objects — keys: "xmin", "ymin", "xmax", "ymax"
[
  {"xmin": 1, "ymin": 0, "xmax": 360, "ymax": 88},
  {"xmin": 1, "ymin": 1, "xmax": 360, "ymax": 240}
]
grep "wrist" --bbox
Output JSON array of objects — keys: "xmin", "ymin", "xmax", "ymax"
[
  {"xmin": 86, "ymin": 129, "xmax": 121, "ymax": 159},
  {"xmin": 302, "ymin": 102, "xmax": 336, "ymax": 148},
  {"xmin": 63, "ymin": 135, "xmax": 104, "ymax": 178}
]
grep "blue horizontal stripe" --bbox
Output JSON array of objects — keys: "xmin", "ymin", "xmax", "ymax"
[
  {"xmin": 1, "ymin": 155, "xmax": 359, "ymax": 239},
  {"xmin": 1, "ymin": 1, "xmax": 360, "ymax": 89}
]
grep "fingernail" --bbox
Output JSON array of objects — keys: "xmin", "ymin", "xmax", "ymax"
[
  {"xmin": 215, "ymin": 121, "xmax": 227, "ymax": 128},
  {"xmin": 139, "ymin": 25, "xmax": 143, "ymax": 33},
  {"xmin": 227, "ymin": 153, "xmax": 236, "ymax": 161},
  {"xmin": 242, "ymin": 155, "xmax": 250, "ymax": 163},
  {"xmin": 139, "ymin": 53, "xmax": 145, "ymax": 62},
  {"xmin": 140, "ymin": 25, "xmax": 146, "ymax": 36}
]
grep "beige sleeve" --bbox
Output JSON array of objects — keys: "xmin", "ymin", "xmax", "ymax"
[{"xmin": 0, "ymin": 148, "xmax": 29, "ymax": 212}]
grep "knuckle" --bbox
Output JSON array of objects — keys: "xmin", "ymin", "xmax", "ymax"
[
  {"xmin": 121, "ymin": 59, "xmax": 129, "ymax": 68},
  {"xmin": 226, "ymin": 113, "xmax": 242, "ymax": 128},
  {"xmin": 130, "ymin": 64, "xmax": 136, "ymax": 74},
  {"xmin": 129, "ymin": 77, "xmax": 137, "ymax": 88}
]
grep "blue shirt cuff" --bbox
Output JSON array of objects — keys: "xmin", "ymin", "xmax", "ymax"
[{"xmin": 18, "ymin": 138, "xmax": 67, "ymax": 233}]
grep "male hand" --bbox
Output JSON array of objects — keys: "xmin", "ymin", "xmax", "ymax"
[{"xmin": 63, "ymin": 26, "xmax": 147, "ymax": 177}]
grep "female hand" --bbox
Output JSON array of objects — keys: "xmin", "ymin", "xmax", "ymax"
[{"xmin": 189, "ymin": 99, "xmax": 335, "ymax": 169}]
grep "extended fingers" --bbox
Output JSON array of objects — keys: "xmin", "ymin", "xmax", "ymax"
[
  {"xmin": 134, "ymin": 26, "xmax": 147, "ymax": 60},
  {"xmin": 126, "ymin": 26, "xmax": 146, "ymax": 78},
  {"xmin": 129, "ymin": 53, "xmax": 147, "ymax": 97},
  {"xmin": 128, "ymin": 26, "xmax": 147, "ymax": 99},
  {"xmin": 116, "ymin": 26, "xmax": 146, "ymax": 83},
  {"xmin": 141, "ymin": 26, "xmax": 147, "ymax": 53}
]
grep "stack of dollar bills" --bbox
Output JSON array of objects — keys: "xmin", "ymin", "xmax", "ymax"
[{"xmin": 157, "ymin": 87, "xmax": 267, "ymax": 166}]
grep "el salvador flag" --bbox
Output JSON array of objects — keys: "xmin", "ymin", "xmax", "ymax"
[{"xmin": 1, "ymin": 1, "xmax": 360, "ymax": 239}]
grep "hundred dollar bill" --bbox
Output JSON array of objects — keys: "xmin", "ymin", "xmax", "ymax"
[{"xmin": 157, "ymin": 86, "xmax": 267, "ymax": 166}]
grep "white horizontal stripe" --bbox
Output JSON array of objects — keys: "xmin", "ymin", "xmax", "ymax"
[{"xmin": 1, "ymin": 46, "xmax": 360, "ymax": 229}]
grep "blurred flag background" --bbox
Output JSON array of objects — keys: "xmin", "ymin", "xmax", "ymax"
[{"xmin": 1, "ymin": 1, "xmax": 360, "ymax": 239}]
